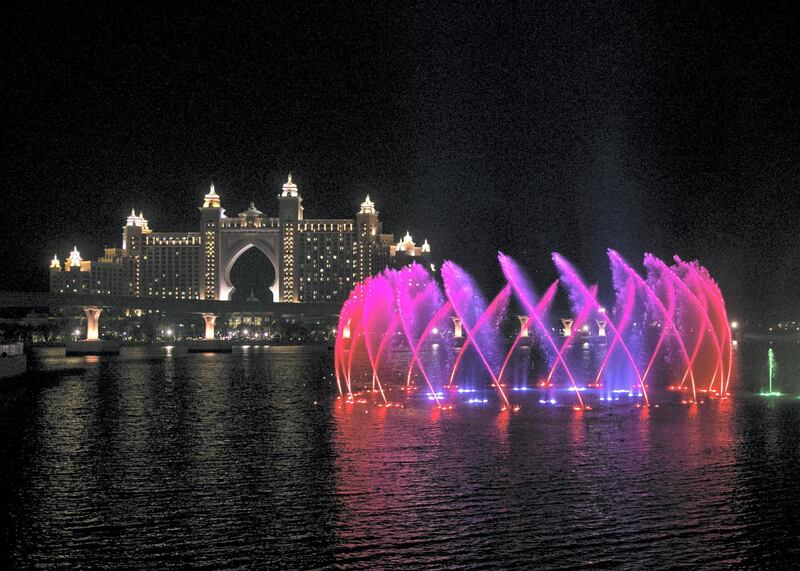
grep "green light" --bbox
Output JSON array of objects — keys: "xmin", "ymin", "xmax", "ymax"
[
  {"xmin": 759, "ymin": 348, "xmax": 782, "ymax": 397},
  {"xmin": 769, "ymin": 348, "xmax": 776, "ymax": 393}
]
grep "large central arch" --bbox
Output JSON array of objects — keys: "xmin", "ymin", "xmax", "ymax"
[{"xmin": 219, "ymin": 233, "xmax": 280, "ymax": 302}]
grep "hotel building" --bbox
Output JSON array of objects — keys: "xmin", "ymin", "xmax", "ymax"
[{"xmin": 49, "ymin": 175, "xmax": 432, "ymax": 303}]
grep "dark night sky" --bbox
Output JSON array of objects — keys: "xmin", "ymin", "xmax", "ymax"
[{"xmin": 1, "ymin": 2, "xmax": 798, "ymax": 322}]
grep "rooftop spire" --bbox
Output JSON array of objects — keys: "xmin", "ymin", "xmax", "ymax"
[
  {"xmin": 69, "ymin": 246, "xmax": 82, "ymax": 267},
  {"xmin": 240, "ymin": 201, "xmax": 263, "ymax": 217},
  {"xmin": 135, "ymin": 211, "xmax": 150, "ymax": 232},
  {"xmin": 281, "ymin": 172, "xmax": 299, "ymax": 197},
  {"xmin": 203, "ymin": 182, "xmax": 221, "ymax": 207},
  {"xmin": 126, "ymin": 208, "xmax": 139, "ymax": 226},
  {"xmin": 359, "ymin": 194, "xmax": 376, "ymax": 214}
]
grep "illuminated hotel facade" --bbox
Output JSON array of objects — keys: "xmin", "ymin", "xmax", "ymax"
[{"xmin": 49, "ymin": 175, "xmax": 432, "ymax": 303}]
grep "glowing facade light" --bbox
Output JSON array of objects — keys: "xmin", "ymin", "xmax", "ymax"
[
  {"xmin": 126, "ymin": 208, "xmax": 141, "ymax": 226},
  {"xmin": 281, "ymin": 172, "xmax": 299, "ymax": 197},
  {"xmin": 396, "ymin": 231, "xmax": 416, "ymax": 254},
  {"xmin": 135, "ymin": 211, "xmax": 151, "ymax": 232},
  {"xmin": 359, "ymin": 194, "xmax": 376, "ymax": 214},
  {"xmin": 69, "ymin": 246, "xmax": 82, "ymax": 267},
  {"xmin": 203, "ymin": 183, "xmax": 221, "ymax": 208}
]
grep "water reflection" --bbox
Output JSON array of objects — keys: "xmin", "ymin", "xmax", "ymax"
[{"xmin": 0, "ymin": 343, "xmax": 798, "ymax": 568}]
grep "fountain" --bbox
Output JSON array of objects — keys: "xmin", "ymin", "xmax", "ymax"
[
  {"xmin": 760, "ymin": 347, "xmax": 781, "ymax": 397},
  {"xmin": 334, "ymin": 251, "xmax": 733, "ymax": 410}
]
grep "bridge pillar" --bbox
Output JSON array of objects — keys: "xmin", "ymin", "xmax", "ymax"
[
  {"xmin": 67, "ymin": 306, "xmax": 118, "ymax": 354},
  {"xmin": 561, "ymin": 318, "xmax": 574, "ymax": 337},
  {"xmin": 83, "ymin": 306, "xmax": 102, "ymax": 341},
  {"xmin": 202, "ymin": 313, "xmax": 217, "ymax": 340},
  {"xmin": 596, "ymin": 320, "xmax": 607, "ymax": 337},
  {"xmin": 517, "ymin": 316, "xmax": 530, "ymax": 338},
  {"xmin": 452, "ymin": 317, "xmax": 463, "ymax": 339}
]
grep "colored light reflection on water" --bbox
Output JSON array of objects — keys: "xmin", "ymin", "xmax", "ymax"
[{"xmin": 2, "ymin": 345, "xmax": 800, "ymax": 568}]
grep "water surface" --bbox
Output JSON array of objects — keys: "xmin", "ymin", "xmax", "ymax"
[{"xmin": 1, "ymin": 343, "xmax": 799, "ymax": 569}]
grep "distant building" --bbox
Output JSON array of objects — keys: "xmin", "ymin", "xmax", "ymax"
[
  {"xmin": 390, "ymin": 230, "xmax": 432, "ymax": 268},
  {"xmin": 49, "ymin": 175, "xmax": 432, "ymax": 303}
]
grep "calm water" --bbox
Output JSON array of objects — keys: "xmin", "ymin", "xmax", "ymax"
[{"xmin": 1, "ymin": 342, "xmax": 800, "ymax": 569}]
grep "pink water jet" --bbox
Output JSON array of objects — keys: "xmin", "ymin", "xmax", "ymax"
[{"xmin": 334, "ymin": 251, "xmax": 733, "ymax": 410}]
